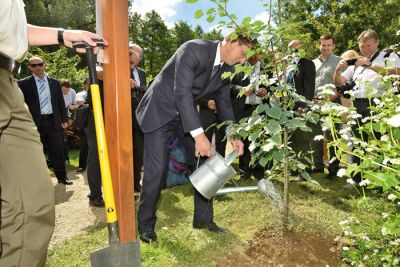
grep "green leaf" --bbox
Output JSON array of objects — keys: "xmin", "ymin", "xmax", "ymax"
[
  {"xmin": 186, "ymin": 0, "xmax": 198, "ymax": 3},
  {"xmin": 259, "ymin": 156, "xmax": 270, "ymax": 167},
  {"xmin": 206, "ymin": 8, "xmax": 216, "ymax": 15},
  {"xmin": 207, "ymin": 15, "xmax": 215, "ymax": 23},
  {"xmin": 271, "ymin": 134, "xmax": 282, "ymax": 145},
  {"xmin": 242, "ymin": 16, "xmax": 252, "ymax": 25},
  {"xmin": 264, "ymin": 120, "xmax": 281, "ymax": 135},
  {"xmin": 194, "ymin": 9, "xmax": 204, "ymax": 19},
  {"xmin": 286, "ymin": 118, "xmax": 304, "ymax": 129},
  {"xmin": 229, "ymin": 32, "xmax": 238, "ymax": 41},
  {"xmin": 265, "ymin": 106, "xmax": 282, "ymax": 119},
  {"xmin": 364, "ymin": 171, "xmax": 400, "ymax": 190},
  {"xmin": 272, "ymin": 150, "xmax": 284, "ymax": 161}
]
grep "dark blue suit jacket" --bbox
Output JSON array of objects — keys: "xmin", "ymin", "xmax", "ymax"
[
  {"xmin": 18, "ymin": 75, "xmax": 67, "ymax": 129},
  {"xmin": 136, "ymin": 39, "xmax": 235, "ymax": 134}
]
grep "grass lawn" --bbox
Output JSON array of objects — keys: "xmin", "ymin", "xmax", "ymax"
[{"xmin": 46, "ymin": 163, "xmax": 392, "ymax": 266}]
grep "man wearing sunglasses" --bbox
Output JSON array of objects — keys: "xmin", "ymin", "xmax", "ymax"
[
  {"xmin": 18, "ymin": 57, "xmax": 73, "ymax": 186},
  {"xmin": 0, "ymin": 1, "xmax": 105, "ymax": 266}
]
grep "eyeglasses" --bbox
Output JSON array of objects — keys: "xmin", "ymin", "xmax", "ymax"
[{"xmin": 30, "ymin": 63, "xmax": 44, "ymax": 68}]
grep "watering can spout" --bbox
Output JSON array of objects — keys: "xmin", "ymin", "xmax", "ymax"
[{"xmin": 224, "ymin": 151, "xmax": 238, "ymax": 166}]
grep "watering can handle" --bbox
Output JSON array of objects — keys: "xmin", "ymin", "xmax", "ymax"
[{"xmin": 225, "ymin": 151, "xmax": 238, "ymax": 166}]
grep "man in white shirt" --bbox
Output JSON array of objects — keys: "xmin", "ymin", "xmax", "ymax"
[
  {"xmin": 61, "ymin": 79, "xmax": 77, "ymax": 110},
  {"xmin": 334, "ymin": 29, "xmax": 400, "ymax": 184}
]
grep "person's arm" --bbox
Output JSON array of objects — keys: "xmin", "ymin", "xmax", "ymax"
[
  {"xmin": 333, "ymin": 60, "xmax": 349, "ymax": 86},
  {"xmin": 27, "ymin": 25, "xmax": 105, "ymax": 52}
]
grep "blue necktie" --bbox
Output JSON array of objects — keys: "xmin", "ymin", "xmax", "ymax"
[{"xmin": 38, "ymin": 79, "xmax": 51, "ymax": 114}]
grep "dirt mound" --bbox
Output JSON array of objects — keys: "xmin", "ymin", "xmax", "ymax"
[{"xmin": 216, "ymin": 228, "xmax": 340, "ymax": 267}]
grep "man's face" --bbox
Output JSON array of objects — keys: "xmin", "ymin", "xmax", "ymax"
[
  {"xmin": 61, "ymin": 86, "xmax": 70, "ymax": 95},
  {"xmin": 28, "ymin": 58, "xmax": 45, "ymax": 77},
  {"xmin": 359, "ymin": 38, "xmax": 379, "ymax": 57},
  {"xmin": 319, "ymin": 39, "xmax": 335, "ymax": 58},
  {"xmin": 129, "ymin": 48, "xmax": 142, "ymax": 67},
  {"xmin": 224, "ymin": 41, "xmax": 250, "ymax": 66}
]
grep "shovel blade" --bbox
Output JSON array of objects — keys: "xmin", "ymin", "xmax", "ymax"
[{"xmin": 90, "ymin": 241, "xmax": 141, "ymax": 267}]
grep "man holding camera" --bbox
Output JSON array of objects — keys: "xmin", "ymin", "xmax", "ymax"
[{"xmin": 334, "ymin": 29, "xmax": 400, "ymax": 185}]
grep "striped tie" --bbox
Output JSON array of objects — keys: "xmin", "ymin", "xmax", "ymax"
[{"xmin": 38, "ymin": 78, "xmax": 51, "ymax": 114}]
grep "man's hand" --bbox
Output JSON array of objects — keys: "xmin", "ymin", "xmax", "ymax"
[
  {"xmin": 63, "ymin": 30, "xmax": 108, "ymax": 53},
  {"xmin": 230, "ymin": 138, "xmax": 244, "ymax": 156},
  {"xmin": 194, "ymin": 133, "xmax": 212, "ymax": 157},
  {"xmin": 336, "ymin": 60, "xmax": 349, "ymax": 72},
  {"xmin": 130, "ymin": 79, "xmax": 137, "ymax": 89},
  {"xmin": 61, "ymin": 122, "xmax": 69, "ymax": 129},
  {"xmin": 207, "ymin": 100, "xmax": 216, "ymax": 112}
]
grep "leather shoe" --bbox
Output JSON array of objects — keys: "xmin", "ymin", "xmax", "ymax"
[
  {"xmin": 139, "ymin": 231, "xmax": 157, "ymax": 243},
  {"xmin": 89, "ymin": 197, "xmax": 105, "ymax": 207},
  {"xmin": 193, "ymin": 221, "xmax": 228, "ymax": 233},
  {"xmin": 76, "ymin": 167, "xmax": 86, "ymax": 173},
  {"xmin": 58, "ymin": 178, "xmax": 73, "ymax": 185}
]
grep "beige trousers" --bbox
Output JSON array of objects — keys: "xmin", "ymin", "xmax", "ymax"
[{"xmin": 0, "ymin": 69, "xmax": 55, "ymax": 267}]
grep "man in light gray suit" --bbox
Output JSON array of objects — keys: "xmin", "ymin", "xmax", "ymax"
[{"xmin": 136, "ymin": 32, "xmax": 256, "ymax": 243}]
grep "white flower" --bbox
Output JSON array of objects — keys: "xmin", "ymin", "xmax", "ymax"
[
  {"xmin": 381, "ymin": 135, "xmax": 389, "ymax": 142},
  {"xmin": 314, "ymin": 135, "xmax": 324, "ymax": 141},
  {"xmin": 363, "ymin": 255, "xmax": 369, "ymax": 260},
  {"xmin": 339, "ymin": 219, "xmax": 349, "ymax": 225},
  {"xmin": 373, "ymin": 98, "xmax": 381, "ymax": 105},
  {"xmin": 346, "ymin": 178, "xmax": 355, "ymax": 184},
  {"xmin": 347, "ymin": 120, "xmax": 356, "ymax": 126},
  {"xmin": 365, "ymin": 147, "xmax": 374, "ymax": 152},
  {"xmin": 337, "ymin": 168, "xmax": 346, "ymax": 177},
  {"xmin": 386, "ymin": 114, "xmax": 400, "ymax": 127},
  {"xmin": 388, "ymin": 194, "xmax": 397, "ymax": 201},
  {"xmin": 359, "ymin": 179, "xmax": 371, "ymax": 187},
  {"xmin": 342, "ymin": 246, "xmax": 349, "ymax": 251}
]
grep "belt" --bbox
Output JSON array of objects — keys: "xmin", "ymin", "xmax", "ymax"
[
  {"xmin": 0, "ymin": 53, "xmax": 21, "ymax": 75},
  {"xmin": 41, "ymin": 114, "xmax": 54, "ymax": 119}
]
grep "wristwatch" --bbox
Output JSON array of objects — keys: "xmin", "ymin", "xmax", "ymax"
[{"xmin": 58, "ymin": 29, "xmax": 65, "ymax": 45}]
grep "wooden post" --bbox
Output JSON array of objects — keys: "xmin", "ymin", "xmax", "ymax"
[{"xmin": 97, "ymin": 0, "xmax": 136, "ymax": 242}]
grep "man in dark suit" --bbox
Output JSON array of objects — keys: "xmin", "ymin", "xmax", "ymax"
[
  {"xmin": 287, "ymin": 40, "xmax": 317, "ymax": 181},
  {"xmin": 129, "ymin": 43, "xmax": 147, "ymax": 193},
  {"xmin": 136, "ymin": 32, "xmax": 253, "ymax": 243},
  {"xmin": 18, "ymin": 56, "xmax": 73, "ymax": 185}
]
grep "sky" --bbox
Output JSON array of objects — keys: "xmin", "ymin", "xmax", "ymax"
[{"xmin": 131, "ymin": 0, "xmax": 269, "ymax": 34}]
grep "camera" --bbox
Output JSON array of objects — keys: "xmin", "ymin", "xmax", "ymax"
[
  {"xmin": 346, "ymin": 58, "xmax": 357, "ymax": 66},
  {"xmin": 337, "ymin": 80, "xmax": 356, "ymax": 95}
]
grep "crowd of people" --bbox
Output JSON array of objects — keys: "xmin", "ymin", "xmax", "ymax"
[{"xmin": 1, "ymin": 0, "xmax": 399, "ymax": 264}]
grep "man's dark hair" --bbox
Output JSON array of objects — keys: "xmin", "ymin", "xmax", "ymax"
[
  {"xmin": 60, "ymin": 79, "xmax": 71, "ymax": 88},
  {"xmin": 319, "ymin": 34, "xmax": 336, "ymax": 45}
]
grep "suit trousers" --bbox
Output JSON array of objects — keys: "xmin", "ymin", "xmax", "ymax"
[
  {"xmin": 38, "ymin": 116, "xmax": 67, "ymax": 181},
  {"xmin": 78, "ymin": 128, "xmax": 88, "ymax": 169},
  {"xmin": 84, "ymin": 112, "xmax": 102, "ymax": 199},
  {"xmin": 0, "ymin": 69, "xmax": 55, "ymax": 267},
  {"xmin": 138, "ymin": 116, "xmax": 213, "ymax": 233},
  {"xmin": 132, "ymin": 126, "xmax": 144, "ymax": 192}
]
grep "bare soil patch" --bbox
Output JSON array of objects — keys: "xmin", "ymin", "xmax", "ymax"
[{"xmin": 216, "ymin": 228, "xmax": 340, "ymax": 267}]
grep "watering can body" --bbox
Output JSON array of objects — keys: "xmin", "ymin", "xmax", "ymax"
[{"xmin": 189, "ymin": 151, "xmax": 237, "ymax": 199}]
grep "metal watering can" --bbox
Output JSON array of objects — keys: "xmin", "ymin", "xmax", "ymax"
[{"xmin": 189, "ymin": 151, "xmax": 238, "ymax": 199}]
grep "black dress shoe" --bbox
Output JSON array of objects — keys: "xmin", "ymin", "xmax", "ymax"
[
  {"xmin": 76, "ymin": 167, "xmax": 86, "ymax": 173},
  {"xmin": 193, "ymin": 221, "xmax": 228, "ymax": 233},
  {"xmin": 58, "ymin": 178, "xmax": 73, "ymax": 185},
  {"xmin": 139, "ymin": 231, "xmax": 157, "ymax": 243},
  {"xmin": 89, "ymin": 197, "xmax": 105, "ymax": 207}
]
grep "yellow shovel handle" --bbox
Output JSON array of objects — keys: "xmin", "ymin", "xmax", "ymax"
[{"xmin": 90, "ymin": 83, "xmax": 117, "ymax": 223}]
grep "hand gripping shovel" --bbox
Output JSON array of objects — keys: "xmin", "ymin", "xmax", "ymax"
[{"xmin": 73, "ymin": 40, "xmax": 140, "ymax": 267}]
